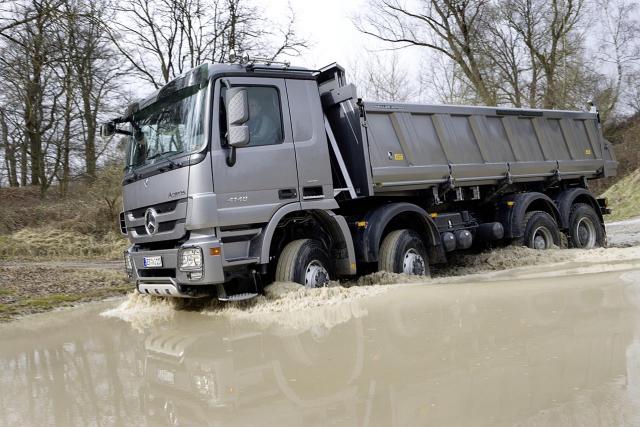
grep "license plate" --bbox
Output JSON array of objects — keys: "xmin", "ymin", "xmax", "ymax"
[
  {"xmin": 156, "ymin": 369, "xmax": 175, "ymax": 384},
  {"xmin": 143, "ymin": 256, "xmax": 163, "ymax": 268}
]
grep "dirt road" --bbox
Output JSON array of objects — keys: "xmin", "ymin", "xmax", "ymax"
[{"xmin": 607, "ymin": 217, "xmax": 640, "ymax": 247}]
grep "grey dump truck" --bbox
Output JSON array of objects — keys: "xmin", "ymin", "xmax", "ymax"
[{"xmin": 102, "ymin": 61, "xmax": 617, "ymax": 300}]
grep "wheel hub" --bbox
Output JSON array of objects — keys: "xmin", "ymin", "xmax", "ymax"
[
  {"xmin": 533, "ymin": 235, "xmax": 546, "ymax": 250},
  {"xmin": 304, "ymin": 260, "xmax": 329, "ymax": 288},
  {"xmin": 576, "ymin": 217, "xmax": 596, "ymax": 248},
  {"xmin": 531, "ymin": 226, "xmax": 553, "ymax": 250},
  {"xmin": 402, "ymin": 249, "xmax": 426, "ymax": 275}
]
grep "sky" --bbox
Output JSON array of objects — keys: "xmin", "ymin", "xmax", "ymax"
[
  {"xmin": 264, "ymin": 0, "xmax": 377, "ymax": 69},
  {"xmin": 261, "ymin": 0, "xmax": 425, "ymax": 98},
  {"xmin": 262, "ymin": 0, "xmax": 424, "ymax": 74}
]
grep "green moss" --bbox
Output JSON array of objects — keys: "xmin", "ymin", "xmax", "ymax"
[
  {"xmin": 16, "ymin": 294, "xmax": 82, "ymax": 309},
  {"xmin": 0, "ymin": 278, "xmax": 131, "ymax": 322}
]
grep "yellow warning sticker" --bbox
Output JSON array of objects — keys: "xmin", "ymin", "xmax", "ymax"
[
  {"xmin": 394, "ymin": 153, "xmax": 405, "ymax": 161},
  {"xmin": 585, "ymin": 149, "xmax": 592, "ymax": 155}
]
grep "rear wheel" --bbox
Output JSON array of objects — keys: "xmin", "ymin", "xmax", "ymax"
[
  {"xmin": 522, "ymin": 211, "xmax": 560, "ymax": 250},
  {"xmin": 378, "ymin": 229, "xmax": 430, "ymax": 277},
  {"xmin": 275, "ymin": 239, "xmax": 332, "ymax": 288},
  {"xmin": 568, "ymin": 203, "xmax": 605, "ymax": 248}
]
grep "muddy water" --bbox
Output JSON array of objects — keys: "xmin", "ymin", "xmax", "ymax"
[{"xmin": 2, "ymin": 262, "xmax": 640, "ymax": 426}]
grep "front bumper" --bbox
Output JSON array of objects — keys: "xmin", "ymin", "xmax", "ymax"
[{"xmin": 128, "ymin": 237, "xmax": 225, "ymax": 297}]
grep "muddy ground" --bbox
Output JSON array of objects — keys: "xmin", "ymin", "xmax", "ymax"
[
  {"xmin": 1, "ymin": 217, "xmax": 639, "ymax": 322},
  {"xmin": 0, "ymin": 265, "xmax": 129, "ymax": 321},
  {"xmin": 2, "ymin": 225, "xmax": 640, "ymax": 425}
]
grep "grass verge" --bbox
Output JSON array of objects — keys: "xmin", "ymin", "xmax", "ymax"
[
  {"xmin": 0, "ymin": 227, "xmax": 128, "ymax": 260},
  {"xmin": 0, "ymin": 264, "xmax": 131, "ymax": 322},
  {"xmin": 602, "ymin": 169, "xmax": 640, "ymax": 222}
]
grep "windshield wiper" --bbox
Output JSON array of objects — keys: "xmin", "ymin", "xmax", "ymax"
[{"xmin": 147, "ymin": 151, "xmax": 180, "ymax": 169}]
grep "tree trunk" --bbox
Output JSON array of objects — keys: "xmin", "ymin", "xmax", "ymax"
[
  {"xmin": 60, "ymin": 74, "xmax": 73, "ymax": 194},
  {"xmin": 0, "ymin": 110, "xmax": 19, "ymax": 187},
  {"xmin": 20, "ymin": 134, "xmax": 28, "ymax": 187}
]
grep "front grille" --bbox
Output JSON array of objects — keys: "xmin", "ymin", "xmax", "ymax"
[
  {"xmin": 125, "ymin": 198, "xmax": 188, "ymax": 243},
  {"xmin": 138, "ymin": 268, "xmax": 176, "ymax": 278},
  {"xmin": 133, "ymin": 220, "xmax": 179, "ymax": 236},
  {"xmin": 131, "ymin": 200, "xmax": 179, "ymax": 218},
  {"xmin": 119, "ymin": 211, "xmax": 127, "ymax": 234},
  {"xmin": 137, "ymin": 239, "xmax": 185, "ymax": 251}
]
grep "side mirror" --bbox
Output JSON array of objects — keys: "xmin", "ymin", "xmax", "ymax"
[
  {"xmin": 100, "ymin": 122, "xmax": 116, "ymax": 138},
  {"xmin": 225, "ymin": 87, "xmax": 250, "ymax": 147}
]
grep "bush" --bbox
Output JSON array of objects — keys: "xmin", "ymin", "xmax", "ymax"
[
  {"xmin": 0, "ymin": 164, "xmax": 124, "ymax": 236},
  {"xmin": 0, "ymin": 164, "xmax": 130, "ymax": 259}
]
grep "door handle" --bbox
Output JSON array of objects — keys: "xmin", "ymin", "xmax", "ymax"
[{"xmin": 278, "ymin": 188, "xmax": 297, "ymax": 200}]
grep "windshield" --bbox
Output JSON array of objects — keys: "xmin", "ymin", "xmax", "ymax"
[{"xmin": 125, "ymin": 83, "xmax": 208, "ymax": 171}]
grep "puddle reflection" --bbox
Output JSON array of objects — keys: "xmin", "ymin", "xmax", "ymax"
[{"xmin": 2, "ymin": 270, "xmax": 640, "ymax": 426}]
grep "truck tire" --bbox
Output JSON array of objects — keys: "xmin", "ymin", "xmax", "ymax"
[
  {"xmin": 568, "ymin": 203, "xmax": 605, "ymax": 249},
  {"xmin": 378, "ymin": 229, "xmax": 430, "ymax": 276},
  {"xmin": 275, "ymin": 239, "xmax": 332, "ymax": 288},
  {"xmin": 522, "ymin": 211, "xmax": 560, "ymax": 250}
]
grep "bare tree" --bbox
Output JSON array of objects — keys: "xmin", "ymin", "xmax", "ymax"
[
  {"xmin": 66, "ymin": 0, "xmax": 124, "ymax": 180},
  {"xmin": 355, "ymin": 0, "xmax": 497, "ymax": 105},
  {"xmin": 0, "ymin": 0, "xmax": 65, "ymax": 191},
  {"xmin": 503, "ymin": 0, "xmax": 586, "ymax": 109},
  {"xmin": 593, "ymin": 0, "xmax": 640, "ymax": 119},
  {"xmin": 108, "ymin": 0, "xmax": 307, "ymax": 88},
  {"xmin": 480, "ymin": 4, "xmax": 529, "ymax": 106},
  {"xmin": 357, "ymin": 0, "xmax": 616, "ymax": 112},
  {"xmin": 422, "ymin": 54, "xmax": 480, "ymax": 104},
  {"xmin": 0, "ymin": 108, "xmax": 19, "ymax": 187},
  {"xmin": 349, "ymin": 52, "xmax": 417, "ymax": 102},
  {"xmin": 0, "ymin": 0, "xmax": 64, "ymax": 36},
  {"xmin": 625, "ymin": 70, "xmax": 640, "ymax": 114},
  {"xmin": 0, "ymin": 0, "xmax": 123, "ymax": 193}
]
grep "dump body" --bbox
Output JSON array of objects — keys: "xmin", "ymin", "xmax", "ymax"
[
  {"xmin": 322, "ymin": 98, "xmax": 616, "ymax": 198},
  {"xmin": 363, "ymin": 103, "xmax": 616, "ymax": 192},
  {"xmin": 319, "ymin": 63, "xmax": 616, "ymax": 200}
]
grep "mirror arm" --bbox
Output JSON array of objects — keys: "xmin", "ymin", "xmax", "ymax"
[
  {"xmin": 223, "ymin": 131, "xmax": 236, "ymax": 166},
  {"xmin": 226, "ymin": 146, "xmax": 236, "ymax": 167}
]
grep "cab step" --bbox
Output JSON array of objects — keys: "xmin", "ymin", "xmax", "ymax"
[{"xmin": 218, "ymin": 292, "xmax": 258, "ymax": 302}]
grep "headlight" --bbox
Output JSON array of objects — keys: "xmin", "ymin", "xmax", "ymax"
[
  {"xmin": 178, "ymin": 247, "xmax": 203, "ymax": 271},
  {"xmin": 124, "ymin": 251, "xmax": 133, "ymax": 277},
  {"xmin": 192, "ymin": 374, "xmax": 215, "ymax": 396}
]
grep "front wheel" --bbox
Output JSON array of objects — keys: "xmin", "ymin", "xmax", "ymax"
[
  {"xmin": 568, "ymin": 203, "xmax": 605, "ymax": 249},
  {"xmin": 378, "ymin": 229, "xmax": 430, "ymax": 277},
  {"xmin": 275, "ymin": 239, "xmax": 332, "ymax": 288},
  {"xmin": 522, "ymin": 211, "xmax": 560, "ymax": 250}
]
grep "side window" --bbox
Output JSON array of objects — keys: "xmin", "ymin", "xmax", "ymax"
[{"xmin": 221, "ymin": 85, "xmax": 284, "ymax": 147}]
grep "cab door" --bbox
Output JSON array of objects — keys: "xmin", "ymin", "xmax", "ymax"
[{"xmin": 211, "ymin": 77, "xmax": 299, "ymax": 227}]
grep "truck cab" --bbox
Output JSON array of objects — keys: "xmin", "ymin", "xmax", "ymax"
[{"xmin": 110, "ymin": 63, "xmax": 355, "ymax": 299}]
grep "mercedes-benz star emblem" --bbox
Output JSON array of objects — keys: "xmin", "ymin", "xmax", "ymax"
[{"xmin": 144, "ymin": 208, "xmax": 158, "ymax": 235}]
